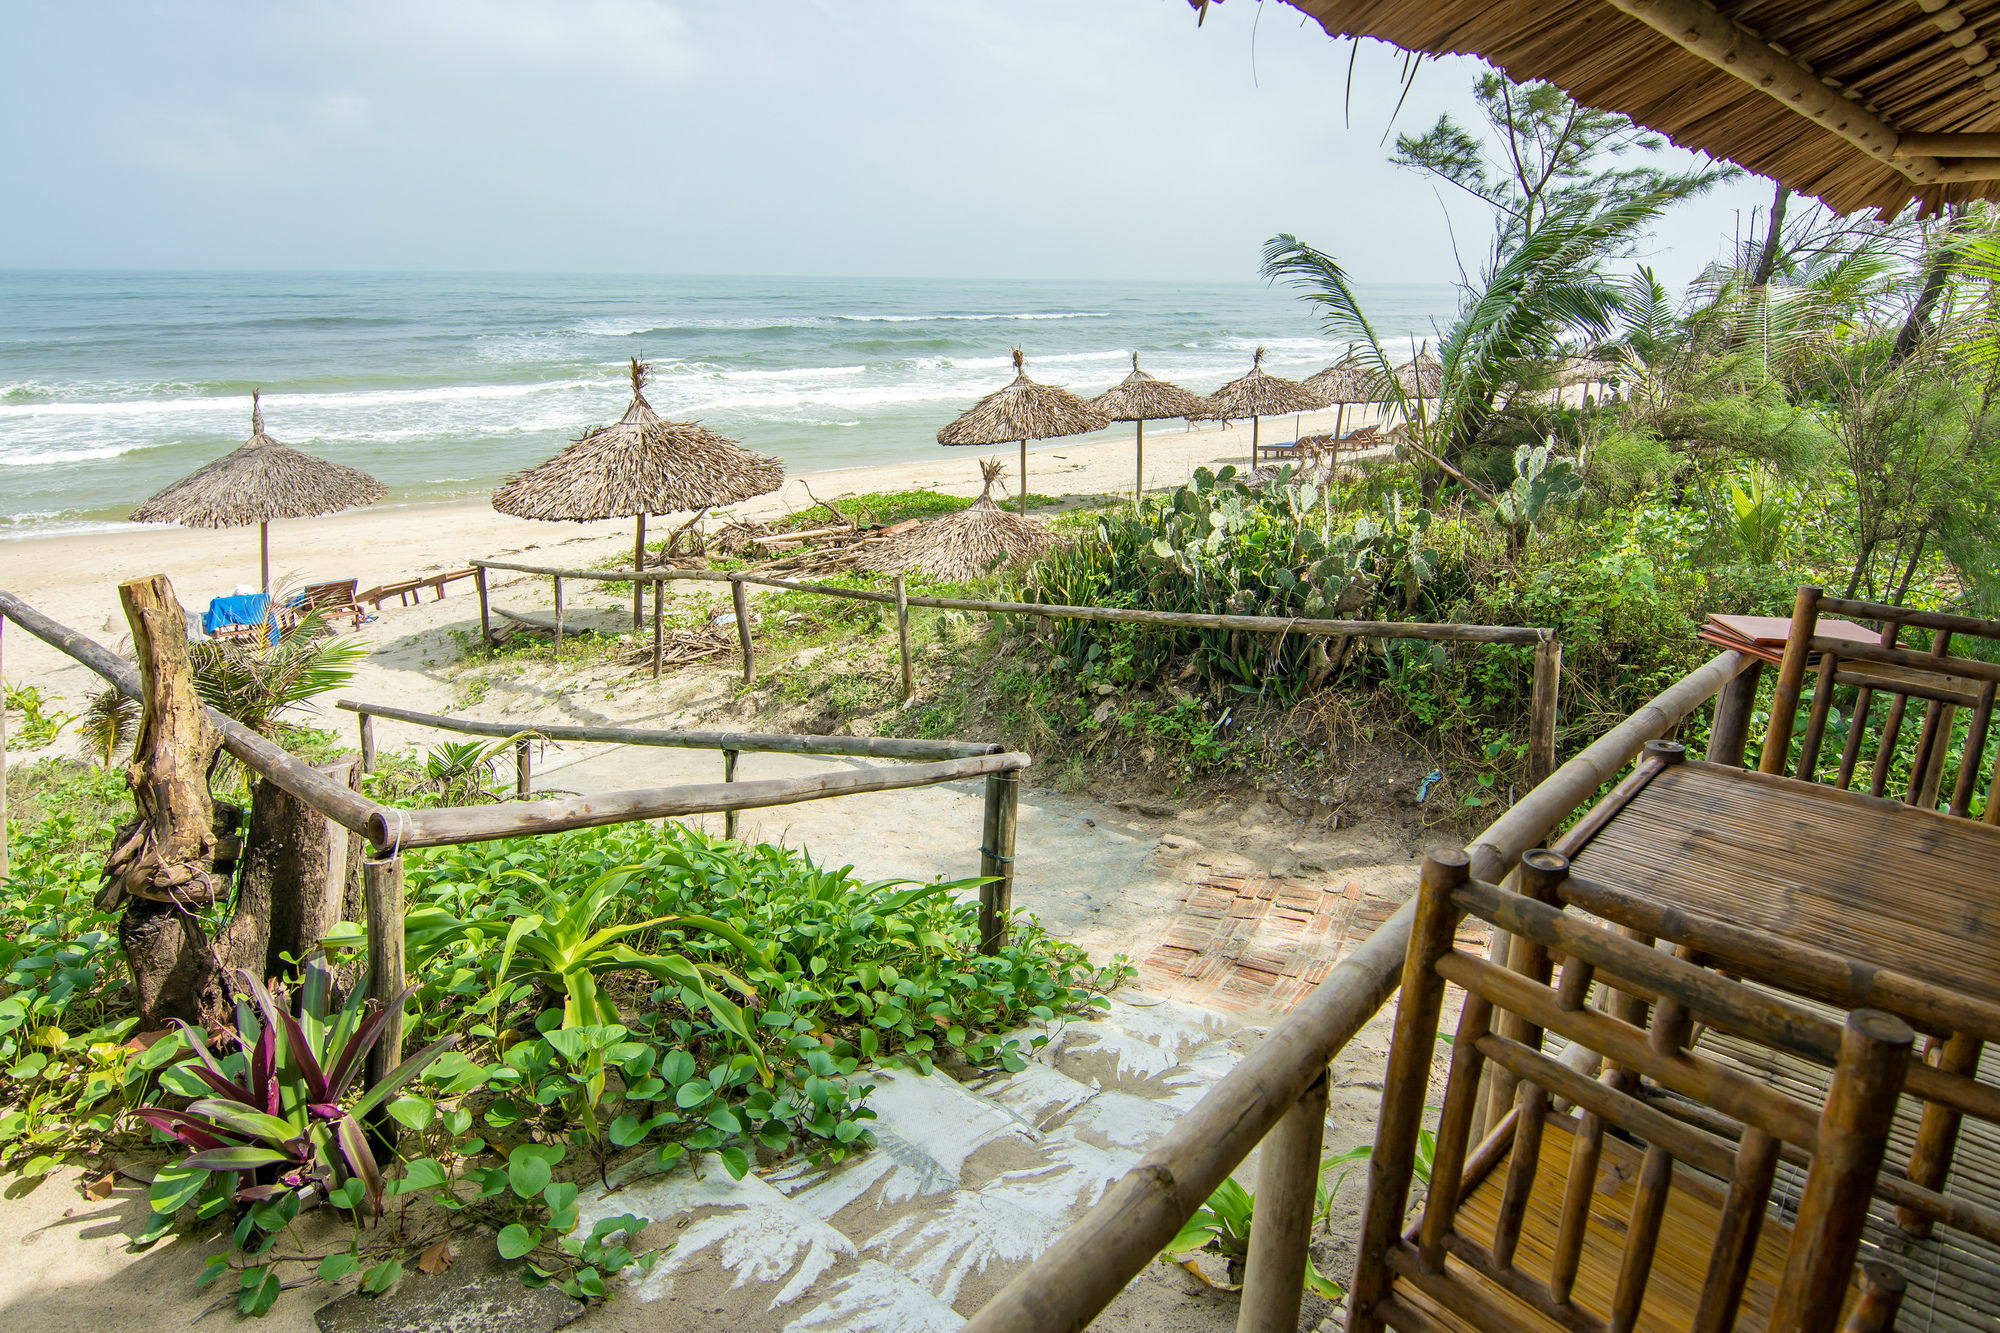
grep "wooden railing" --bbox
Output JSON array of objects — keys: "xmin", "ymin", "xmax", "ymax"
[
  {"xmin": 468, "ymin": 558, "xmax": 1566, "ymax": 786},
  {"xmin": 334, "ymin": 699, "xmax": 1022, "ymax": 951},
  {"xmin": 957, "ymin": 646, "xmax": 1754, "ymax": 1333}
]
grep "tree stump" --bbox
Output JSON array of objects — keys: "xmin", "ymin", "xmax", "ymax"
[{"xmin": 108, "ymin": 574, "xmax": 364, "ymax": 1029}]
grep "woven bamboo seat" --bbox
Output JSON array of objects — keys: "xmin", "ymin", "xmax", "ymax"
[{"xmin": 1400, "ymin": 1114, "xmax": 1848, "ymax": 1331}]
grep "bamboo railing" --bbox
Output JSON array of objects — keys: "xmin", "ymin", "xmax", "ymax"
[
  {"xmin": 956, "ymin": 646, "xmax": 1753, "ymax": 1333},
  {"xmin": 468, "ymin": 558, "xmax": 1565, "ymax": 785},
  {"xmin": 0, "ymin": 588, "xmax": 1034, "ymax": 1100}
]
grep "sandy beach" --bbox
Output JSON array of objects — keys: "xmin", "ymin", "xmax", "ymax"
[{"xmin": 0, "ymin": 403, "xmax": 1379, "ymax": 695}]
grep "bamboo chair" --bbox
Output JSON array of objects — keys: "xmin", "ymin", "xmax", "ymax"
[
  {"xmin": 1350, "ymin": 849, "xmax": 1913, "ymax": 1333},
  {"xmin": 1760, "ymin": 585, "xmax": 2000, "ymax": 818}
]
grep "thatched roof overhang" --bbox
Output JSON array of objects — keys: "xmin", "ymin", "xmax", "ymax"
[{"xmin": 1191, "ymin": 0, "xmax": 2000, "ymax": 215}]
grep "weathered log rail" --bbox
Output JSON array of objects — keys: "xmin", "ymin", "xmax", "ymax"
[
  {"xmin": 468, "ymin": 557, "xmax": 1565, "ymax": 784},
  {"xmin": 956, "ymin": 647, "xmax": 1752, "ymax": 1333}
]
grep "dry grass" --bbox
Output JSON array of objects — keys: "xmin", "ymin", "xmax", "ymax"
[
  {"xmin": 492, "ymin": 358, "xmax": 783, "ymax": 521},
  {"xmin": 130, "ymin": 394, "xmax": 387, "ymax": 527}
]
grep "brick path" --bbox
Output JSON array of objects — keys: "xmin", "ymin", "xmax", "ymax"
[{"xmin": 1139, "ymin": 859, "xmax": 1488, "ymax": 1015}]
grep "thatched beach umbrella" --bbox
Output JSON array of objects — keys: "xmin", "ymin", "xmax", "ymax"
[
  {"xmin": 866, "ymin": 459, "xmax": 1057, "ymax": 581},
  {"xmin": 130, "ymin": 393, "xmax": 387, "ymax": 599},
  {"xmin": 494, "ymin": 358, "xmax": 783, "ymax": 627},
  {"xmin": 1088, "ymin": 353, "xmax": 1207, "ymax": 499},
  {"xmin": 1207, "ymin": 348, "xmax": 1328, "ymax": 467},
  {"xmin": 937, "ymin": 349, "xmax": 1109, "ymax": 515},
  {"xmin": 1394, "ymin": 352, "xmax": 1444, "ymax": 400},
  {"xmin": 1302, "ymin": 357, "xmax": 1378, "ymax": 437}
]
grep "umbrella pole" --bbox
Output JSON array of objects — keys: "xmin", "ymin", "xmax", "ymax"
[
  {"xmin": 1335, "ymin": 403, "xmax": 1345, "ymax": 437},
  {"xmin": 633, "ymin": 514, "xmax": 646, "ymax": 629},
  {"xmin": 260, "ymin": 520, "xmax": 275, "ymax": 644},
  {"xmin": 1019, "ymin": 438, "xmax": 1028, "ymax": 516},
  {"xmin": 1251, "ymin": 417, "xmax": 1260, "ymax": 468},
  {"xmin": 1135, "ymin": 420, "xmax": 1144, "ymax": 506}
]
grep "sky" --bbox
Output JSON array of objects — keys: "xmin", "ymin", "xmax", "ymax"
[{"xmin": 0, "ymin": 0, "xmax": 1786, "ymax": 291}]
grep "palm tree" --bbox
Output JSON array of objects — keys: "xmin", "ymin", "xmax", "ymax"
[
  {"xmin": 1262, "ymin": 190, "xmax": 1683, "ymax": 475},
  {"xmin": 189, "ymin": 612, "xmax": 366, "ymax": 738}
]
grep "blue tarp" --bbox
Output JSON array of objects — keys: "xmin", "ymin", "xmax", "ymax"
[{"xmin": 203, "ymin": 593, "xmax": 277, "ymax": 643}]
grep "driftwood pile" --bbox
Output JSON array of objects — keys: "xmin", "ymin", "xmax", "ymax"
[{"xmin": 620, "ymin": 620, "xmax": 738, "ymax": 669}]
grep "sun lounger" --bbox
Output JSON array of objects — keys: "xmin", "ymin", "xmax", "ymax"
[
  {"xmin": 289, "ymin": 579, "xmax": 369, "ymax": 630},
  {"xmin": 203, "ymin": 593, "xmax": 278, "ymax": 645},
  {"xmin": 356, "ymin": 567, "xmax": 476, "ymax": 609}
]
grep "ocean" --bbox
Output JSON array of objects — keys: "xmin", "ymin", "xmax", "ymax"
[{"xmin": 0, "ymin": 272, "xmax": 1457, "ymax": 537}]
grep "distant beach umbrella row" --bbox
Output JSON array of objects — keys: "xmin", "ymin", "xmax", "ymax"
[{"xmin": 494, "ymin": 358, "xmax": 783, "ymax": 625}]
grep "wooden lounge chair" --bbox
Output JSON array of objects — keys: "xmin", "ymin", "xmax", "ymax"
[
  {"xmin": 356, "ymin": 567, "xmax": 476, "ymax": 610},
  {"xmin": 1350, "ymin": 849, "xmax": 1913, "ymax": 1333},
  {"xmin": 291, "ymin": 579, "xmax": 368, "ymax": 630}
]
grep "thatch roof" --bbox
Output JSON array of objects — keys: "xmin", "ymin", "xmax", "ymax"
[
  {"xmin": 492, "ymin": 359, "xmax": 782, "ymax": 522},
  {"xmin": 1208, "ymin": 348, "xmax": 1329, "ymax": 418},
  {"xmin": 1394, "ymin": 354, "xmax": 1443, "ymax": 399},
  {"xmin": 1089, "ymin": 353, "xmax": 1209, "ymax": 422},
  {"xmin": 937, "ymin": 350, "xmax": 1110, "ymax": 446},
  {"xmin": 131, "ymin": 394, "xmax": 387, "ymax": 528},
  {"xmin": 864, "ymin": 459, "xmax": 1059, "ymax": 581},
  {"xmin": 1557, "ymin": 357, "xmax": 1622, "ymax": 386},
  {"xmin": 1193, "ymin": 0, "xmax": 2000, "ymax": 216},
  {"xmin": 1302, "ymin": 358, "xmax": 1378, "ymax": 404}
]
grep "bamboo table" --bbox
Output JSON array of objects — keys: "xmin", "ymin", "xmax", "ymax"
[
  {"xmin": 1556, "ymin": 744, "xmax": 2000, "ymax": 1307},
  {"xmin": 1560, "ymin": 752, "xmax": 2000, "ymax": 1019}
]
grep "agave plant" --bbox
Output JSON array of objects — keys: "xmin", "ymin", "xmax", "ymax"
[{"xmin": 137, "ymin": 961, "xmax": 456, "ymax": 1214}]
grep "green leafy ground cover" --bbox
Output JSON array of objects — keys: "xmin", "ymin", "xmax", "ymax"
[{"xmin": 0, "ymin": 759, "xmax": 1127, "ymax": 1312}]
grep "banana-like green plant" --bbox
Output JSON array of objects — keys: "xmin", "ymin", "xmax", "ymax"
[
  {"xmin": 1725, "ymin": 465, "xmax": 1790, "ymax": 565},
  {"xmin": 489, "ymin": 867, "xmax": 774, "ymax": 1081}
]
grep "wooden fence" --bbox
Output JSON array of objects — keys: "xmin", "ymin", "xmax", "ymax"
[
  {"xmin": 0, "ymin": 588, "xmax": 1031, "ymax": 1123},
  {"xmin": 468, "ymin": 558, "xmax": 1566, "ymax": 786},
  {"xmin": 955, "ymin": 646, "xmax": 1756, "ymax": 1333}
]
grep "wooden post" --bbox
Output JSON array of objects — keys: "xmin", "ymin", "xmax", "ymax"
[
  {"xmin": 474, "ymin": 566, "xmax": 491, "ymax": 648},
  {"xmin": 894, "ymin": 574, "xmax": 914, "ymax": 702},
  {"xmin": 978, "ymin": 770, "xmax": 1019, "ymax": 954},
  {"xmin": 1846, "ymin": 1261, "xmax": 1907, "ymax": 1333},
  {"xmin": 633, "ymin": 513, "xmax": 646, "ymax": 629},
  {"xmin": 731, "ymin": 578, "xmax": 754, "ymax": 684},
  {"xmin": 1760, "ymin": 584, "xmax": 1821, "ymax": 774},
  {"xmin": 0, "ymin": 613, "xmax": 8, "ymax": 886},
  {"xmin": 1018, "ymin": 437, "xmax": 1029, "ymax": 516},
  {"xmin": 553, "ymin": 575, "xmax": 565, "ymax": 655},
  {"xmin": 1706, "ymin": 659, "xmax": 1764, "ymax": 768},
  {"xmin": 358, "ymin": 711, "xmax": 376, "ymax": 775},
  {"xmin": 1528, "ymin": 632, "xmax": 1562, "ymax": 788},
  {"xmin": 1350, "ymin": 849, "xmax": 1469, "ymax": 1333},
  {"xmin": 1250, "ymin": 416, "xmax": 1260, "ymax": 469},
  {"xmin": 649, "ymin": 576, "xmax": 665, "ymax": 678},
  {"xmin": 1237, "ymin": 1073, "xmax": 1328, "ymax": 1333},
  {"xmin": 260, "ymin": 520, "xmax": 271, "ymax": 600},
  {"xmin": 515, "ymin": 738, "xmax": 531, "ymax": 799},
  {"xmin": 363, "ymin": 856, "xmax": 405, "ymax": 1090},
  {"xmin": 1770, "ymin": 1009, "xmax": 1913, "ymax": 1330},
  {"xmin": 723, "ymin": 748, "xmax": 738, "ymax": 840},
  {"xmin": 1899, "ymin": 1030, "xmax": 1984, "ymax": 1235},
  {"xmin": 1134, "ymin": 419, "xmax": 1145, "ymax": 503}
]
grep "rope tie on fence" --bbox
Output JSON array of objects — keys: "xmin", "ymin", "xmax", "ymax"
[{"xmin": 980, "ymin": 847, "xmax": 1015, "ymax": 864}]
